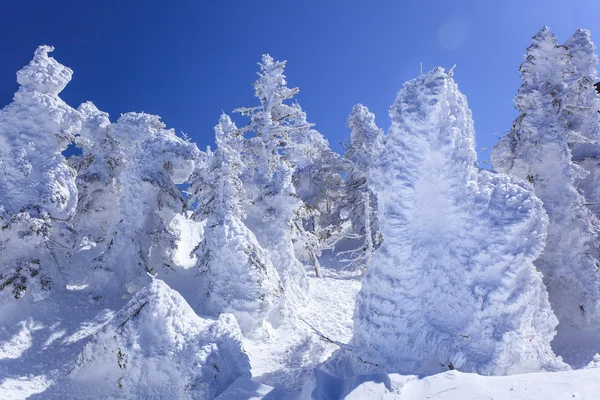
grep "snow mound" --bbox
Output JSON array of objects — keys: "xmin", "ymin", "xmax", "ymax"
[
  {"xmin": 350, "ymin": 68, "xmax": 562, "ymax": 376},
  {"xmin": 57, "ymin": 278, "xmax": 251, "ymax": 399},
  {"xmin": 301, "ymin": 368, "xmax": 600, "ymax": 400}
]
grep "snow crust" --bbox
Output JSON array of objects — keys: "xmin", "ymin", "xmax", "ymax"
[{"xmin": 302, "ymin": 368, "xmax": 600, "ymax": 400}]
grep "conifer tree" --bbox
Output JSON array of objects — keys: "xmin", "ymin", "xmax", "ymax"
[
  {"xmin": 0, "ymin": 46, "xmax": 80, "ymax": 301},
  {"xmin": 190, "ymin": 114, "xmax": 282, "ymax": 334},
  {"xmin": 564, "ymin": 29, "xmax": 600, "ymax": 221},
  {"xmin": 491, "ymin": 27, "xmax": 600, "ymax": 329},
  {"xmin": 235, "ymin": 55, "xmax": 309, "ymax": 303},
  {"xmin": 73, "ymin": 110, "xmax": 200, "ymax": 294},
  {"xmin": 352, "ymin": 67, "xmax": 563, "ymax": 375},
  {"xmin": 339, "ymin": 104, "xmax": 384, "ymax": 271}
]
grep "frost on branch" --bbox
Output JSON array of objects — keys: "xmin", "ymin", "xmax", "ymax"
[
  {"xmin": 190, "ymin": 114, "xmax": 283, "ymax": 335},
  {"xmin": 492, "ymin": 27, "xmax": 600, "ymax": 329},
  {"xmin": 351, "ymin": 68, "xmax": 563, "ymax": 375},
  {"xmin": 70, "ymin": 109, "xmax": 200, "ymax": 294},
  {"xmin": 60, "ymin": 279, "xmax": 251, "ymax": 399},
  {"xmin": 339, "ymin": 104, "xmax": 384, "ymax": 271},
  {"xmin": 236, "ymin": 55, "xmax": 308, "ymax": 305},
  {"xmin": 0, "ymin": 46, "xmax": 81, "ymax": 302}
]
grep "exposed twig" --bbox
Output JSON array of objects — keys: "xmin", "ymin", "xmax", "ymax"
[
  {"xmin": 298, "ymin": 316, "xmax": 379, "ymax": 367},
  {"xmin": 116, "ymin": 301, "xmax": 149, "ymax": 332}
]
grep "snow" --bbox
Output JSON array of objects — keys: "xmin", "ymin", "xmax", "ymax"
[
  {"xmin": 43, "ymin": 278, "xmax": 251, "ymax": 399},
  {"xmin": 347, "ymin": 67, "xmax": 563, "ymax": 376},
  {"xmin": 491, "ymin": 27, "xmax": 600, "ymax": 335},
  {"xmin": 4, "ymin": 37, "xmax": 600, "ymax": 399},
  {"xmin": 302, "ymin": 368, "xmax": 600, "ymax": 400}
]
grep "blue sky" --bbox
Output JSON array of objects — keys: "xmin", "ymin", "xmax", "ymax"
[{"xmin": 2, "ymin": 0, "xmax": 600, "ymax": 165}]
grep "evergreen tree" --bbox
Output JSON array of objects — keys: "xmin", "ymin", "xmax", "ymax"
[
  {"xmin": 67, "ymin": 102, "xmax": 123, "ymax": 286},
  {"xmin": 190, "ymin": 114, "xmax": 283, "ymax": 335},
  {"xmin": 235, "ymin": 55, "xmax": 309, "ymax": 303},
  {"xmin": 74, "ymin": 110, "xmax": 200, "ymax": 294},
  {"xmin": 288, "ymin": 118, "xmax": 346, "ymax": 277},
  {"xmin": 491, "ymin": 27, "xmax": 600, "ymax": 329},
  {"xmin": 0, "ymin": 46, "xmax": 80, "ymax": 301},
  {"xmin": 564, "ymin": 29, "xmax": 600, "ymax": 221},
  {"xmin": 339, "ymin": 104, "xmax": 384, "ymax": 271}
]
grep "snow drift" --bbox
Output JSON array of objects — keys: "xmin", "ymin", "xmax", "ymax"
[{"xmin": 52, "ymin": 278, "xmax": 251, "ymax": 399}]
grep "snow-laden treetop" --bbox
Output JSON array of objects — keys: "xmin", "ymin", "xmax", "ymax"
[
  {"xmin": 16, "ymin": 45, "xmax": 73, "ymax": 95},
  {"xmin": 385, "ymin": 66, "xmax": 477, "ymax": 189}
]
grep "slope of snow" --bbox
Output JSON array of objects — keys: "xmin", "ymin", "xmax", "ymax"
[
  {"xmin": 243, "ymin": 265, "xmax": 362, "ymax": 392},
  {"xmin": 44, "ymin": 278, "xmax": 250, "ymax": 399},
  {"xmin": 302, "ymin": 367, "xmax": 600, "ymax": 400}
]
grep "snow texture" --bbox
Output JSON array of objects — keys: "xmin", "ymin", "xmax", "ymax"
[
  {"xmin": 301, "ymin": 368, "xmax": 600, "ymax": 400},
  {"xmin": 71, "ymin": 108, "xmax": 200, "ymax": 295},
  {"xmin": 351, "ymin": 67, "xmax": 563, "ymax": 376},
  {"xmin": 491, "ymin": 27, "xmax": 600, "ymax": 329},
  {"xmin": 0, "ymin": 46, "xmax": 81, "ymax": 302},
  {"xmin": 191, "ymin": 114, "xmax": 283, "ymax": 336},
  {"xmin": 54, "ymin": 278, "xmax": 251, "ymax": 399}
]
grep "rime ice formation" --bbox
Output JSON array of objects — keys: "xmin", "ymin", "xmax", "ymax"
[
  {"xmin": 57, "ymin": 279, "xmax": 251, "ymax": 399},
  {"xmin": 352, "ymin": 68, "xmax": 563, "ymax": 375},
  {"xmin": 0, "ymin": 46, "xmax": 81, "ymax": 302},
  {"xmin": 190, "ymin": 114, "xmax": 283, "ymax": 335},
  {"xmin": 491, "ymin": 28, "xmax": 600, "ymax": 329}
]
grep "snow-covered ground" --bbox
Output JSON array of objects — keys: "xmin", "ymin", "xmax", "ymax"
[{"xmin": 3, "ymin": 237, "xmax": 600, "ymax": 399}]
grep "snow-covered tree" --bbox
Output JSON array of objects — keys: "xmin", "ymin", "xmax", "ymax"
[
  {"xmin": 289, "ymin": 124, "xmax": 345, "ymax": 278},
  {"xmin": 74, "ymin": 111, "xmax": 199, "ymax": 294},
  {"xmin": 70, "ymin": 102, "xmax": 121, "ymax": 248},
  {"xmin": 61, "ymin": 278, "xmax": 251, "ymax": 399},
  {"xmin": 235, "ymin": 55, "xmax": 309, "ymax": 303},
  {"xmin": 352, "ymin": 67, "xmax": 563, "ymax": 375},
  {"xmin": 189, "ymin": 114, "xmax": 282, "ymax": 334},
  {"xmin": 339, "ymin": 104, "xmax": 384, "ymax": 271},
  {"xmin": 67, "ymin": 102, "xmax": 123, "ymax": 286},
  {"xmin": 564, "ymin": 29, "xmax": 600, "ymax": 220},
  {"xmin": 0, "ymin": 46, "xmax": 81, "ymax": 302},
  {"xmin": 491, "ymin": 27, "xmax": 600, "ymax": 329}
]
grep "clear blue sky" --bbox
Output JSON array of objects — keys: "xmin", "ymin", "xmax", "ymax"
[{"xmin": 2, "ymin": 0, "xmax": 600, "ymax": 164}]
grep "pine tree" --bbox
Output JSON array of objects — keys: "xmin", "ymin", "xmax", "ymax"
[
  {"xmin": 190, "ymin": 114, "xmax": 282, "ymax": 335},
  {"xmin": 0, "ymin": 46, "xmax": 80, "ymax": 302},
  {"xmin": 352, "ymin": 67, "xmax": 563, "ymax": 375},
  {"xmin": 491, "ymin": 27, "xmax": 600, "ymax": 329}
]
